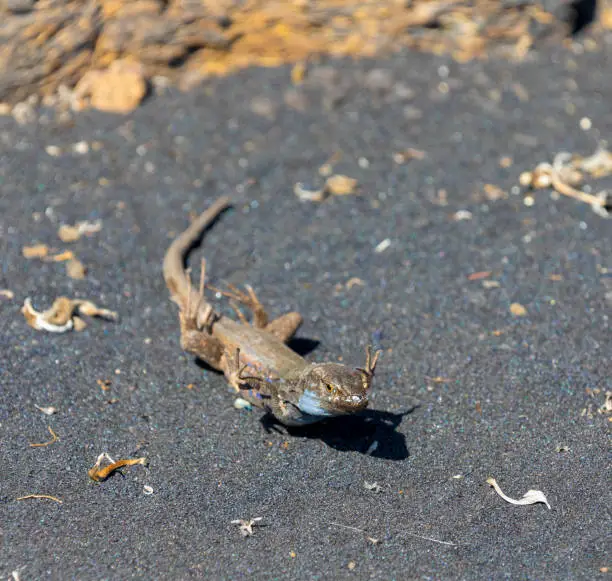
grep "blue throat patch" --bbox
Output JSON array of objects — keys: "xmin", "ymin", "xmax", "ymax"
[{"xmin": 297, "ymin": 389, "xmax": 334, "ymax": 417}]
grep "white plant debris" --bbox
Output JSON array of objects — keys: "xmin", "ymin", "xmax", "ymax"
[
  {"xmin": 364, "ymin": 481, "xmax": 383, "ymax": 493},
  {"xmin": 231, "ymin": 517, "xmax": 263, "ymax": 537},
  {"xmin": 487, "ymin": 477, "xmax": 551, "ymax": 510},
  {"xmin": 520, "ymin": 144, "xmax": 612, "ymax": 218},
  {"xmin": 22, "ymin": 296, "xmax": 118, "ymax": 333}
]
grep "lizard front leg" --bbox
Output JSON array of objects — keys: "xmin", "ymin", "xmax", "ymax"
[
  {"xmin": 208, "ymin": 283, "xmax": 302, "ymax": 342},
  {"xmin": 208, "ymin": 283, "xmax": 269, "ymax": 328}
]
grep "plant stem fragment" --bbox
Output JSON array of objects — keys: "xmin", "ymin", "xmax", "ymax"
[
  {"xmin": 29, "ymin": 426, "xmax": 59, "ymax": 447},
  {"xmin": 16, "ymin": 494, "xmax": 62, "ymax": 503}
]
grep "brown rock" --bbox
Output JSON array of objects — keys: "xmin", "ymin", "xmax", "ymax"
[{"xmin": 74, "ymin": 59, "xmax": 147, "ymax": 113}]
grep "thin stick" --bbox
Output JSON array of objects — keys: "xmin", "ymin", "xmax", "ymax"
[
  {"xmin": 329, "ymin": 522, "xmax": 366, "ymax": 533},
  {"xmin": 403, "ymin": 531, "xmax": 457, "ymax": 546},
  {"xmin": 16, "ymin": 494, "xmax": 63, "ymax": 503}
]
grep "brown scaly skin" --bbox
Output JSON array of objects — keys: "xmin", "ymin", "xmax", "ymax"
[{"xmin": 163, "ymin": 197, "xmax": 381, "ymax": 426}]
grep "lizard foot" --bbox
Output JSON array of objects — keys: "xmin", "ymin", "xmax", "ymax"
[
  {"xmin": 224, "ymin": 348, "xmax": 251, "ymax": 392},
  {"xmin": 356, "ymin": 345, "xmax": 382, "ymax": 390},
  {"xmin": 208, "ymin": 282, "xmax": 269, "ymax": 328}
]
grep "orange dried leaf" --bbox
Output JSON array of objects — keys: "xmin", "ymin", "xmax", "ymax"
[{"xmin": 88, "ymin": 453, "xmax": 147, "ymax": 482}]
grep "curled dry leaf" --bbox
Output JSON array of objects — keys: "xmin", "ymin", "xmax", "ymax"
[
  {"xmin": 487, "ymin": 477, "xmax": 551, "ymax": 509},
  {"xmin": 58, "ymin": 220, "xmax": 102, "ymax": 243},
  {"xmin": 294, "ymin": 182, "xmax": 327, "ymax": 202},
  {"xmin": 88, "ymin": 452, "xmax": 147, "ymax": 482},
  {"xmin": 0, "ymin": 289, "xmax": 15, "ymax": 300},
  {"xmin": 22, "ymin": 297, "xmax": 118, "ymax": 333}
]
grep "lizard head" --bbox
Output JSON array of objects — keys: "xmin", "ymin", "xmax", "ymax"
[{"xmin": 296, "ymin": 346, "xmax": 381, "ymax": 417}]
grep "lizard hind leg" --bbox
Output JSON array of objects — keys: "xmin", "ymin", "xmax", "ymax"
[{"xmin": 264, "ymin": 312, "xmax": 303, "ymax": 343}]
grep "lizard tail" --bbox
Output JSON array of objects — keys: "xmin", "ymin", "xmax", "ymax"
[{"xmin": 162, "ymin": 196, "xmax": 233, "ymax": 314}]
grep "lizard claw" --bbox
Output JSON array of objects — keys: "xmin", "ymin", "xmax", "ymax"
[
  {"xmin": 356, "ymin": 345, "xmax": 382, "ymax": 390},
  {"xmin": 225, "ymin": 348, "xmax": 250, "ymax": 392}
]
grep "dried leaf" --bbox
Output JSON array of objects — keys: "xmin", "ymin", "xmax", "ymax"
[
  {"xmin": 66, "ymin": 258, "xmax": 87, "ymax": 279},
  {"xmin": 34, "ymin": 405, "xmax": 57, "ymax": 415},
  {"xmin": 22, "ymin": 297, "xmax": 118, "ymax": 333},
  {"xmin": 325, "ymin": 174, "xmax": 358, "ymax": 196},
  {"xmin": 0, "ymin": 289, "xmax": 15, "ymax": 300},
  {"xmin": 88, "ymin": 452, "xmax": 147, "ymax": 482},
  {"xmin": 294, "ymin": 182, "xmax": 327, "ymax": 202},
  {"xmin": 510, "ymin": 302, "xmax": 527, "ymax": 316},
  {"xmin": 58, "ymin": 220, "xmax": 102, "ymax": 243},
  {"xmin": 346, "ymin": 277, "xmax": 365, "ymax": 289},
  {"xmin": 22, "ymin": 244, "xmax": 49, "ymax": 259},
  {"xmin": 487, "ymin": 477, "xmax": 551, "ymax": 509}
]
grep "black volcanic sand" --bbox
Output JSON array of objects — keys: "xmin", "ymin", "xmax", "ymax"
[{"xmin": 0, "ymin": 42, "xmax": 610, "ymax": 580}]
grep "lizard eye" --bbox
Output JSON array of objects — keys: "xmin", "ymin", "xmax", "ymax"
[{"xmin": 325, "ymin": 383, "xmax": 334, "ymax": 393}]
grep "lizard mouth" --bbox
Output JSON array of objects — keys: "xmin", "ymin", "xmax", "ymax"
[{"xmin": 336, "ymin": 393, "xmax": 369, "ymax": 412}]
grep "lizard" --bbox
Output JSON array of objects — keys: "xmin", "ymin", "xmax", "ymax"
[{"xmin": 162, "ymin": 196, "xmax": 381, "ymax": 426}]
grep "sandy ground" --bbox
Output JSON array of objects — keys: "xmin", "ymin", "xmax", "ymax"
[{"xmin": 0, "ymin": 41, "xmax": 610, "ymax": 580}]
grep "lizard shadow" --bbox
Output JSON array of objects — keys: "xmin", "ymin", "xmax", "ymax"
[
  {"xmin": 286, "ymin": 337, "xmax": 319, "ymax": 357},
  {"xmin": 261, "ymin": 406, "xmax": 418, "ymax": 461}
]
